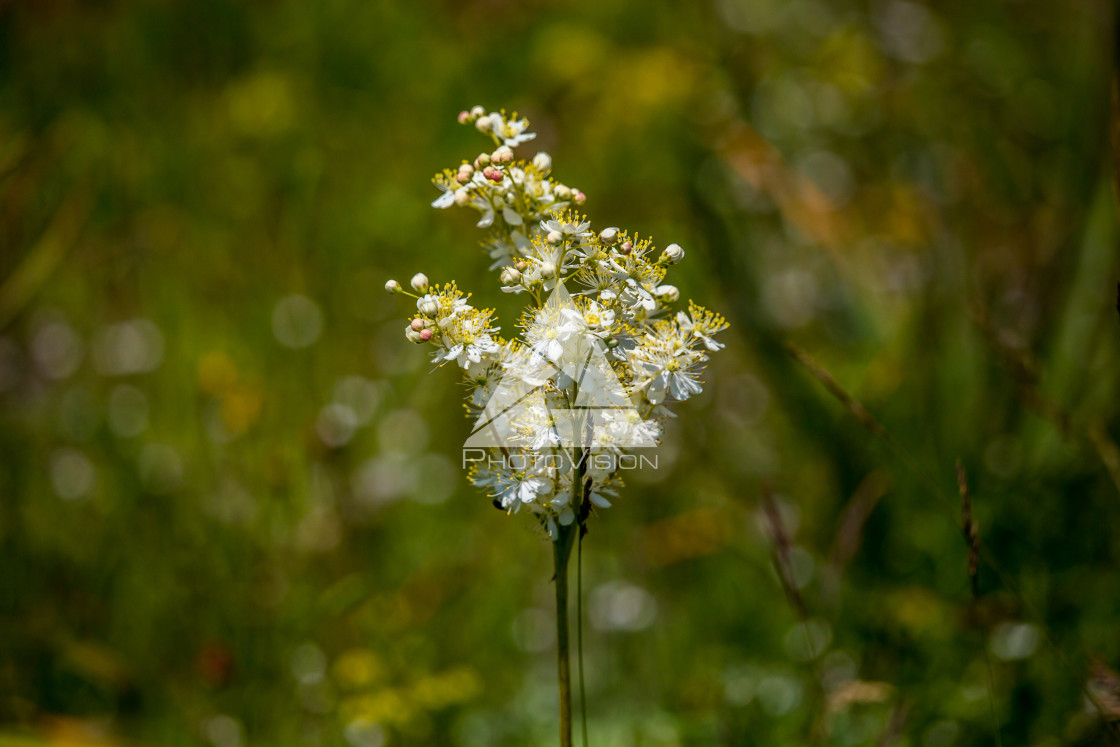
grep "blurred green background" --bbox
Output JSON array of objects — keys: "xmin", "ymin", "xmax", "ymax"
[{"xmin": 2, "ymin": 0, "xmax": 1119, "ymax": 744}]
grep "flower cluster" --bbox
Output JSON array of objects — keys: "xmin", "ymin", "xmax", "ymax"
[{"xmin": 387, "ymin": 107, "xmax": 727, "ymax": 539}]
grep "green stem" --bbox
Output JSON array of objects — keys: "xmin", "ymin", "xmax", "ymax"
[
  {"xmin": 577, "ymin": 523, "xmax": 589, "ymax": 747},
  {"xmin": 553, "ymin": 523, "xmax": 577, "ymax": 747}
]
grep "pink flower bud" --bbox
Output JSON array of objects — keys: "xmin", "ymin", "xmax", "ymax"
[
  {"xmin": 573, "ymin": 191, "xmax": 586, "ymax": 205},
  {"xmin": 419, "ymin": 328, "xmax": 434, "ymax": 341},
  {"xmin": 620, "ymin": 241, "xmax": 633, "ymax": 254},
  {"xmin": 482, "ymin": 166, "xmax": 496, "ymax": 180},
  {"xmin": 489, "ymin": 169, "xmax": 504, "ymax": 182},
  {"xmin": 458, "ymin": 110, "xmax": 470, "ymax": 124},
  {"xmin": 411, "ymin": 318, "xmax": 425, "ymax": 331},
  {"xmin": 456, "ymin": 171, "xmax": 471, "ymax": 184}
]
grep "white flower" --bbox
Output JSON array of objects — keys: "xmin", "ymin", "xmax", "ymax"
[
  {"xmin": 475, "ymin": 464, "xmax": 555, "ymax": 510},
  {"xmin": 438, "ymin": 331, "xmax": 500, "ymax": 369},
  {"xmin": 578, "ymin": 299, "xmax": 615, "ymax": 337},
  {"xmin": 542, "ymin": 217, "xmax": 591, "ymax": 239},
  {"xmin": 488, "ymin": 112, "xmax": 537, "ymax": 147},
  {"xmin": 431, "ymin": 182, "xmax": 470, "ymax": 209},
  {"xmin": 527, "ymin": 305, "xmax": 585, "ymax": 364},
  {"xmin": 630, "ymin": 333, "xmax": 706, "ymax": 404}
]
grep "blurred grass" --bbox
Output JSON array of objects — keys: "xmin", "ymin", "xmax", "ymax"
[{"xmin": 1, "ymin": 0, "xmax": 1120, "ymax": 745}]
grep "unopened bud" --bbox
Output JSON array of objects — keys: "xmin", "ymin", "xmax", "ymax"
[
  {"xmin": 410, "ymin": 318, "xmax": 425, "ymax": 331},
  {"xmin": 532, "ymin": 152, "xmax": 552, "ymax": 172},
  {"xmin": 661, "ymin": 243, "xmax": 685, "ymax": 264},
  {"xmin": 406, "ymin": 328, "xmax": 423, "ymax": 343},
  {"xmin": 547, "ymin": 231, "xmax": 563, "ymax": 244},
  {"xmin": 456, "ymin": 171, "xmax": 471, "ymax": 184},
  {"xmin": 599, "ymin": 227, "xmax": 620, "ymax": 245},
  {"xmin": 385, "ymin": 279, "xmax": 402, "ymax": 294},
  {"xmin": 470, "ymin": 105, "xmax": 486, "ymax": 119},
  {"xmin": 482, "ymin": 166, "xmax": 496, "ymax": 180},
  {"xmin": 540, "ymin": 262, "xmax": 557, "ymax": 278},
  {"xmin": 453, "ymin": 190, "xmax": 469, "ymax": 207},
  {"xmin": 514, "ymin": 261, "xmax": 527, "ymax": 272},
  {"xmin": 606, "ymin": 338, "xmax": 620, "ymax": 349},
  {"xmin": 410, "ymin": 272, "xmax": 429, "ymax": 292},
  {"xmin": 458, "ymin": 110, "xmax": 470, "ymax": 124},
  {"xmin": 475, "ymin": 152, "xmax": 490, "ymax": 168},
  {"xmin": 419, "ymin": 328, "xmax": 434, "ymax": 342},
  {"xmin": 475, "ymin": 116, "xmax": 493, "ymax": 133},
  {"xmin": 620, "ymin": 241, "xmax": 633, "ymax": 254},
  {"xmin": 492, "ymin": 146, "xmax": 513, "ymax": 164},
  {"xmin": 573, "ymin": 191, "xmax": 586, "ymax": 205},
  {"xmin": 417, "ymin": 295, "xmax": 439, "ymax": 317},
  {"xmin": 655, "ymin": 284, "xmax": 680, "ymax": 302},
  {"xmin": 500, "ymin": 267, "xmax": 522, "ymax": 285},
  {"xmin": 554, "ymin": 184, "xmax": 572, "ymax": 200},
  {"xmin": 488, "ymin": 169, "xmax": 504, "ymax": 183}
]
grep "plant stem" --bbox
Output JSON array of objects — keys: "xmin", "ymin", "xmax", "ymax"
[
  {"xmin": 553, "ymin": 522, "xmax": 577, "ymax": 747},
  {"xmin": 577, "ymin": 523, "xmax": 589, "ymax": 747}
]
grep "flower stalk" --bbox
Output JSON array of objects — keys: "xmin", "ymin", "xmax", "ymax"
[
  {"xmin": 552, "ymin": 520, "xmax": 577, "ymax": 747},
  {"xmin": 385, "ymin": 106, "xmax": 727, "ymax": 746}
]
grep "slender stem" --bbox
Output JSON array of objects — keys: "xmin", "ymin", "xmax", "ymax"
[
  {"xmin": 577, "ymin": 523, "xmax": 589, "ymax": 747},
  {"xmin": 553, "ymin": 523, "xmax": 577, "ymax": 747}
]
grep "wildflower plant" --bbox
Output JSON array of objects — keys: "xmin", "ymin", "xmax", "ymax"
[{"xmin": 386, "ymin": 106, "xmax": 727, "ymax": 745}]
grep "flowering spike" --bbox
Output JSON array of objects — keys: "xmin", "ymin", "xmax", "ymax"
[{"xmin": 385, "ymin": 106, "xmax": 727, "ymax": 538}]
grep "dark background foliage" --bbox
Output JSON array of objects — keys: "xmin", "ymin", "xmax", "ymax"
[{"xmin": 1, "ymin": 0, "xmax": 1118, "ymax": 744}]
